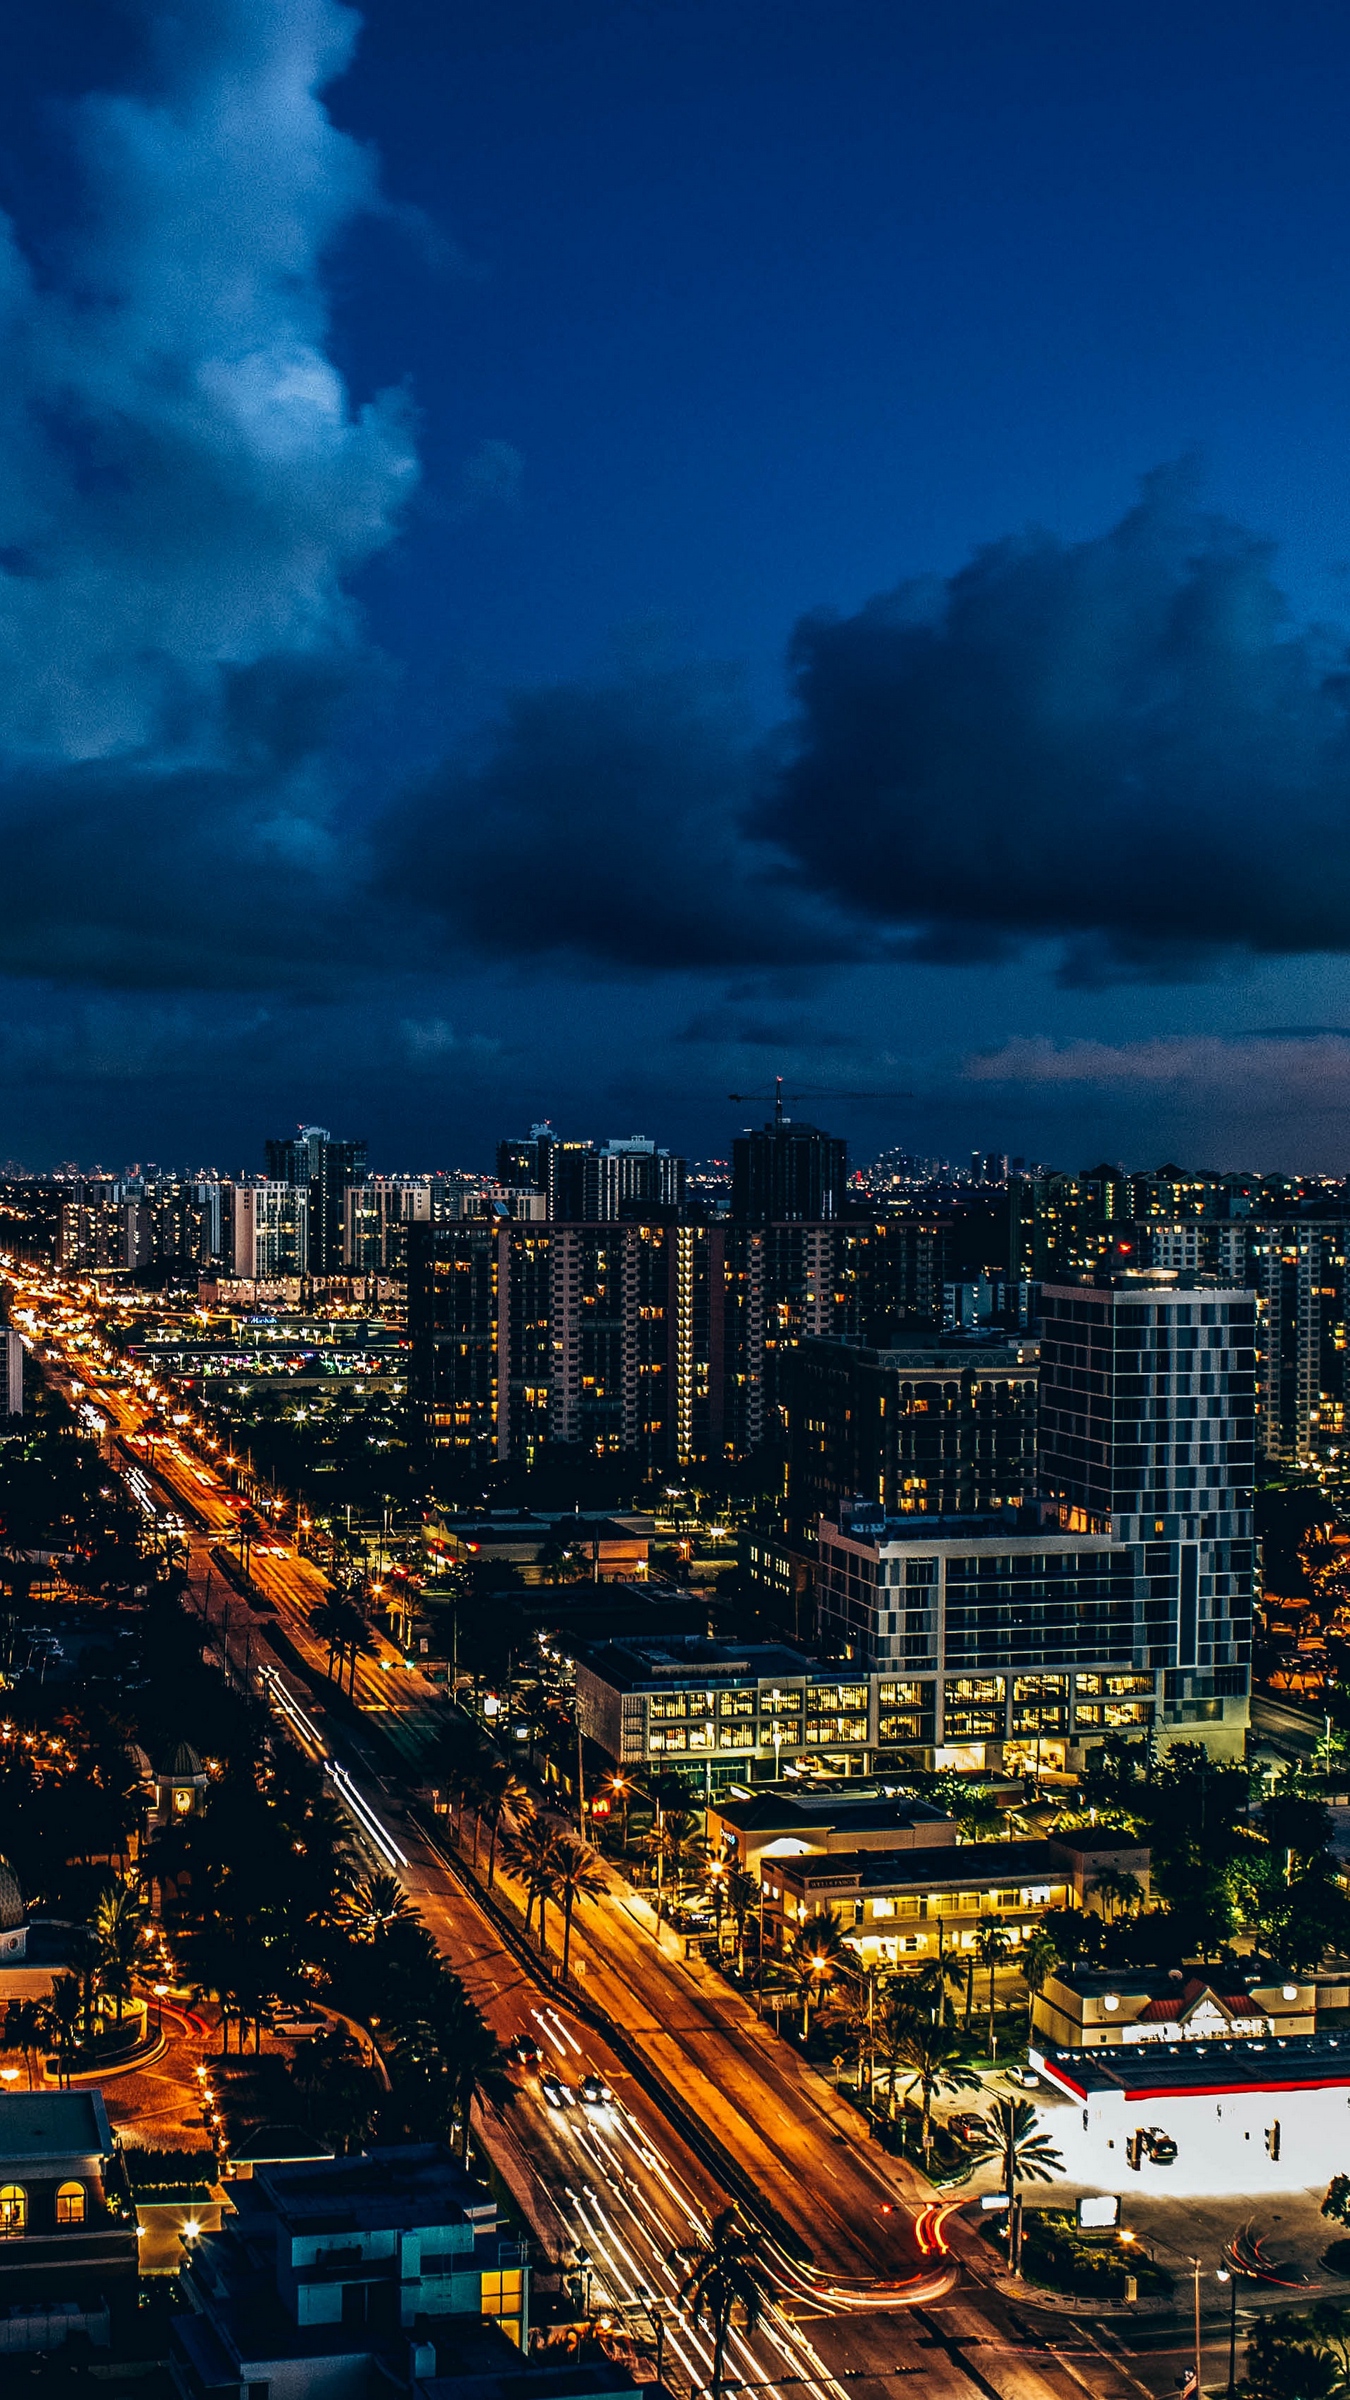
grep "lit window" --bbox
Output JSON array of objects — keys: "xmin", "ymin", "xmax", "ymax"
[
  {"xmin": 0, "ymin": 2186, "xmax": 25, "ymax": 2236},
  {"xmin": 56, "ymin": 2182, "xmax": 85, "ymax": 2226}
]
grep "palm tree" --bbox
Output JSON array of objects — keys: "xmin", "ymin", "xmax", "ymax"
[
  {"xmin": 46, "ymin": 1976, "xmax": 84, "ymax": 2086},
  {"xmin": 974, "ymin": 1919, "xmax": 1013, "ymax": 2055},
  {"xmin": 640, "ymin": 1808, "xmax": 707, "ymax": 1923},
  {"xmin": 670, "ymin": 2210, "xmax": 772, "ymax": 2400},
  {"xmin": 725, "ymin": 1865, "xmax": 757, "ymax": 1978},
  {"xmin": 93, "ymin": 1874, "xmax": 148, "ymax": 2026},
  {"xmin": 551, "ymin": 1836, "xmax": 607, "ymax": 1981},
  {"xmin": 965, "ymin": 2097, "xmax": 1065, "ymax": 2272},
  {"xmin": 1089, "ymin": 1866, "xmax": 1144, "ymax": 1920},
  {"xmin": 308, "ymin": 1598, "xmax": 350, "ymax": 1683},
  {"xmin": 443, "ymin": 2001, "xmax": 512, "ymax": 2166},
  {"xmin": 1020, "ymin": 1928, "xmax": 1059, "ymax": 2030},
  {"xmin": 501, "ymin": 1815, "xmax": 562, "ymax": 1952},
  {"xmin": 478, "ymin": 1759, "xmax": 531, "ymax": 1888},
  {"xmin": 889, "ymin": 2017, "xmax": 983, "ymax": 2164},
  {"xmin": 4, "ymin": 1998, "xmax": 49, "ymax": 2089},
  {"xmin": 784, "ymin": 1909, "xmax": 851, "ymax": 2038},
  {"xmin": 344, "ymin": 1869, "xmax": 417, "ymax": 1938}
]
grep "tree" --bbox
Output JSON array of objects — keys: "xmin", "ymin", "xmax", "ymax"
[
  {"xmin": 4, "ymin": 1997, "xmax": 49, "ymax": 2089},
  {"xmin": 713, "ymin": 1863, "xmax": 754, "ymax": 1978},
  {"xmin": 784, "ymin": 1910, "xmax": 850, "ymax": 2038},
  {"xmin": 955, "ymin": 1792, "xmax": 1004, "ymax": 1843},
  {"xmin": 888, "ymin": 2017, "xmax": 982, "ymax": 2164},
  {"xmin": 308, "ymin": 1599, "xmax": 350, "ymax": 1684},
  {"xmin": 344, "ymin": 1869, "xmax": 417, "ymax": 1938},
  {"xmin": 1020, "ymin": 1928, "xmax": 1059, "ymax": 2029},
  {"xmin": 443, "ymin": 1999, "xmax": 512, "ymax": 2166},
  {"xmin": 1323, "ymin": 2176, "xmax": 1350, "ymax": 2231},
  {"xmin": 478, "ymin": 1758, "xmax": 531, "ymax": 1888},
  {"xmin": 965, "ymin": 2098, "xmax": 1065, "ymax": 2273},
  {"xmin": 551, "ymin": 1835, "xmax": 606, "ymax": 1981},
  {"xmin": 974, "ymin": 1919, "xmax": 1013, "ymax": 2054},
  {"xmin": 500, "ymin": 1815, "xmax": 561, "ymax": 1951},
  {"xmin": 639, "ymin": 1808, "xmax": 707, "ymax": 1922},
  {"xmin": 45, "ymin": 1975, "xmax": 84, "ymax": 2086},
  {"xmin": 1088, "ymin": 1867, "xmax": 1144, "ymax": 1920},
  {"xmin": 670, "ymin": 2210, "xmax": 772, "ymax": 2400},
  {"xmin": 292, "ymin": 2024, "xmax": 381, "ymax": 2154},
  {"xmin": 93, "ymin": 1873, "xmax": 148, "ymax": 2025}
]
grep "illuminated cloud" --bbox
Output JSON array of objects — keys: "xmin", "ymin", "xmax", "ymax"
[{"xmin": 0, "ymin": 0, "xmax": 415, "ymax": 985}]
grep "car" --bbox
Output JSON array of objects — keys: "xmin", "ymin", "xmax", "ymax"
[
  {"xmin": 540, "ymin": 2075, "xmax": 573, "ymax": 2109},
  {"xmin": 1007, "ymin": 2065, "xmax": 1041, "ymax": 2088},
  {"xmin": 509, "ymin": 2034, "xmax": 542, "ymax": 2067},
  {"xmin": 1143, "ymin": 2126, "xmax": 1177, "ymax": 2165},
  {"xmin": 579, "ymin": 2074, "xmax": 612, "ymax": 2106},
  {"xmin": 948, "ymin": 2112, "xmax": 988, "ymax": 2145}
]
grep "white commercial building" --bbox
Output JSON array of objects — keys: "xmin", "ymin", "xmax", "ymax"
[{"xmin": 1030, "ymin": 2031, "xmax": 1350, "ymax": 2195}]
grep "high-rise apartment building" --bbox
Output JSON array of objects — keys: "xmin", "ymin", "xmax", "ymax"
[
  {"xmin": 343, "ymin": 1176, "xmax": 432, "ymax": 1272},
  {"xmin": 227, "ymin": 1181, "xmax": 309, "ymax": 1278},
  {"xmin": 265, "ymin": 1126, "xmax": 367, "ymax": 1274},
  {"xmin": 782, "ymin": 1333, "xmax": 1038, "ymax": 1536},
  {"xmin": 1245, "ymin": 1220, "xmax": 1350, "ymax": 1467},
  {"xmin": 494, "ymin": 1126, "xmax": 687, "ymax": 1221},
  {"xmin": 1038, "ymin": 1272, "xmax": 1255, "ymax": 1746},
  {"xmin": 732, "ymin": 1108, "xmax": 847, "ymax": 1224}
]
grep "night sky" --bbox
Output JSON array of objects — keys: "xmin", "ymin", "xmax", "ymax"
[{"xmin": 8, "ymin": 0, "xmax": 1350, "ymax": 1173}]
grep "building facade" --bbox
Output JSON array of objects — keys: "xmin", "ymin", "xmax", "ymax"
[
  {"xmin": 781, "ymin": 1333, "xmax": 1038, "ymax": 1537},
  {"xmin": 1038, "ymin": 1274, "xmax": 1255, "ymax": 1749}
]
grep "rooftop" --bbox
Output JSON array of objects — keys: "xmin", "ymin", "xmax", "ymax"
[
  {"xmin": 577, "ymin": 1635, "xmax": 838, "ymax": 1690},
  {"xmin": 771, "ymin": 1838, "xmax": 1070, "ymax": 1890},
  {"xmin": 0, "ymin": 2090, "xmax": 112, "ymax": 2163},
  {"xmin": 249, "ymin": 2145, "xmax": 496, "ymax": 2235},
  {"xmin": 709, "ymin": 1784, "xmax": 952, "ymax": 1835},
  {"xmin": 1039, "ymin": 2031, "xmax": 1350, "ymax": 2100}
]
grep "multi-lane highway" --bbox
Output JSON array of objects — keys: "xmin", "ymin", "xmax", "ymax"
[{"xmin": 5, "ymin": 1271, "xmax": 1189, "ymax": 2400}]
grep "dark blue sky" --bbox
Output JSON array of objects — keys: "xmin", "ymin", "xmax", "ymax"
[{"xmin": 7, "ymin": 0, "xmax": 1350, "ymax": 1173}]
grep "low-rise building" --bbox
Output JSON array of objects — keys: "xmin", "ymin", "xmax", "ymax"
[
  {"xmin": 171, "ymin": 2146, "xmax": 530, "ymax": 2400},
  {"xmin": 705, "ymin": 1783, "xmax": 956, "ymax": 1878},
  {"xmin": 761, "ymin": 1832, "xmax": 1150, "ymax": 1965},
  {"xmin": 1032, "ymin": 2032, "xmax": 1350, "ymax": 2194},
  {"xmin": 426, "ymin": 1513, "xmax": 653, "ymax": 1588},
  {"xmin": 0, "ymin": 2090, "xmax": 138, "ymax": 2355},
  {"xmin": 1033, "ymin": 1965, "xmax": 1316, "ymax": 2051},
  {"xmin": 573, "ymin": 1635, "xmax": 932, "ymax": 1794}
]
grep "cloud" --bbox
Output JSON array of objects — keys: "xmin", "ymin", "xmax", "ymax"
[
  {"xmin": 0, "ymin": 0, "xmax": 416, "ymax": 986},
  {"xmin": 384, "ymin": 665, "xmax": 865, "ymax": 969},
  {"xmin": 962, "ymin": 1030, "xmax": 1350, "ymax": 1107},
  {"xmin": 769, "ymin": 466, "xmax": 1350, "ymax": 980},
  {"xmin": 393, "ymin": 468, "xmax": 1350, "ymax": 988}
]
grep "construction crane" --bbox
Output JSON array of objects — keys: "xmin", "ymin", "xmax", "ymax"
[{"xmin": 728, "ymin": 1076, "xmax": 913, "ymax": 1125}]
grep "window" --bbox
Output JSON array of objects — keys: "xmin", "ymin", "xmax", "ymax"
[
  {"xmin": 482, "ymin": 2270, "xmax": 524, "ymax": 2319},
  {"xmin": 55, "ymin": 2182, "xmax": 85, "ymax": 2226},
  {"xmin": 0, "ymin": 2186, "xmax": 24, "ymax": 2236},
  {"xmin": 870, "ymin": 1897, "xmax": 896, "ymax": 1918}
]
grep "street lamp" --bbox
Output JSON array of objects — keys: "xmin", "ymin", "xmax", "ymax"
[{"xmin": 1216, "ymin": 2267, "xmax": 1239, "ymax": 2399}]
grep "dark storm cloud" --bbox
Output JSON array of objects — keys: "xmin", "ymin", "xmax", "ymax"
[
  {"xmin": 386, "ymin": 667, "xmax": 865, "ymax": 968},
  {"xmin": 0, "ymin": 0, "xmax": 416, "ymax": 987},
  {"xmin": 401, "ymin": 469, "xmax": 1350, "ymax": 985},
  {"xmin": 770, "ymin": 466, "xmax": 1350, "ymax": 979}
]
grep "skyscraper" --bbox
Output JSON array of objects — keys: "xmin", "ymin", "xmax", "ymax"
[
  {"xmin": 732, "ymin": 1098, "xmax": 846, "ymax": 1224},
  {"xmin": 1038, "ymin": 1272, "xmax": 1255, "ymax": 1740},
  {"xmin": 265, "ymin": 1126, "xmax": 367, "ymax": 1274}
]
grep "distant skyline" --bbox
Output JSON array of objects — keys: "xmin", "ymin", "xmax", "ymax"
[{"xmin": 7, "ymin": 2, "xmax": 1350, "ymax": 1170}]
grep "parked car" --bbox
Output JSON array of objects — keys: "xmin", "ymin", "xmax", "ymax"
[
  {"xmin": 1007, "ymin": 2065, "xmax": 1041, "ymax": 2088},
  {"xmin": 948, "ymin": 2112, "xmax": 988, "ymax": 2145}
]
